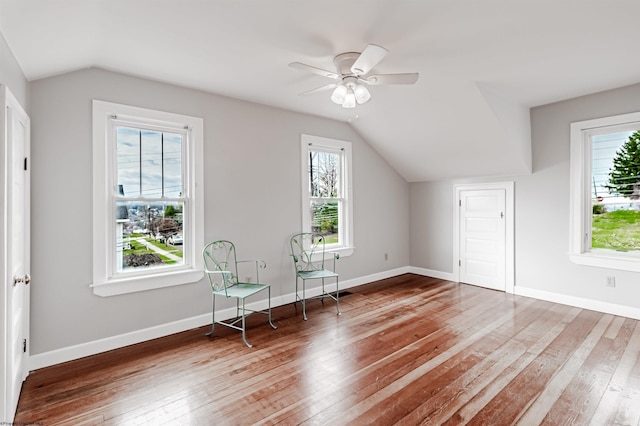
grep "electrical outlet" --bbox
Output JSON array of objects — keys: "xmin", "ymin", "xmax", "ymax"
[{"xmin": 606, "ymin": 276, "xmax": 616, "ymax": 287}]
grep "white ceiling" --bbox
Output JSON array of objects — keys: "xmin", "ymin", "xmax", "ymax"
[{"xmin": 2, "ymin": 0, "xmax": 640, "ymax": 181}]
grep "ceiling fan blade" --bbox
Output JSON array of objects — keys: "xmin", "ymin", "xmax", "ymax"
[
  {"xmin": 289, "ymin": 62, "xmax": 339, "ymax": 79},
  {"xmin": 350, "ymin": 44, "xmax": 388, "ymax": 75},
  {"xmin": 364, "ymin": 73, "xmax": 419, "ymax": 85},
  {"xmin": 298, "ymin": 83, "xmax": 337, "ymax": 96}
]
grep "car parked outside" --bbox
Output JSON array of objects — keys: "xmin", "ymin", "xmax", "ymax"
[{"xmin": 168, "ymin": 234, "xmax": 183, "ymax": 245}]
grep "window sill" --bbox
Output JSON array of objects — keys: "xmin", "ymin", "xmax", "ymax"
[
  {"xmin": 324, "ymin": 246, "xmax": 355, "ymax": 261},
  {"xmin": 570, "ymin": 252, "xmax": 640, "ymax": 273},
  {"xmin": 305, "ymin": 246, "xmax": 354, "ymax": 263},
  {"xmin": 327, "ymin": 245, "xmax": 354, "ymax": 259},
  {"xmin": 91, "ymin": 268, "xmax": 204, "ymax": 297}
]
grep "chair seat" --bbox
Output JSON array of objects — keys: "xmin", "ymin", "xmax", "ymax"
[
  {"xmin": 212, "ymin": 282, "xmax": 269, "ymax": 299},
  {"xmin": 297, "ymin": 269, "xmax": 338, "ymax": 280}
]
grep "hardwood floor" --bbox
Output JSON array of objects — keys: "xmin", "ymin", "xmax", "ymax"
[{"xmin": 14, "ymin": 274, "xmax": 640, "ymax": 425}]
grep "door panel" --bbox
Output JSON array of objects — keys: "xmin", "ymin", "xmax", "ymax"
[
  {"xmin": 2, "ymin": 87, "xmax": 30, "ymax": 423},
  {"xmin": 459, "ymin": 189, "xmax": 506, "ymax": 291}
]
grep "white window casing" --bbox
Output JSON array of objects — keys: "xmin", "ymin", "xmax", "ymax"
[
  {"xmin": 92, "ymin": 100, "xmax": 204, "ymax": 296},
  {"xmin": 569, "ymin": 111, "xmax": 640, "ymax": 272},
  {"xmin": 300, "ymin": 134, "xmax": 354, "ymax": 258}
]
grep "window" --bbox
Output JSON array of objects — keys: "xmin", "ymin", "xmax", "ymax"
[
  {"xmin": 569, "ymin": 111, "xmax": 640, "ymax": 272},
  {"xmin": 92, "ymin": 101, "xmax": 204, "ymax": 296},
  {"xmin": 301, "ymin": 134, "xmax": 353, "ymax": 257}
]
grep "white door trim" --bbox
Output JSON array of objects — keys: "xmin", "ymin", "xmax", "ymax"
[{"xmin": 453, "ymin": 182, "xmax": 514, "ymax": 293}]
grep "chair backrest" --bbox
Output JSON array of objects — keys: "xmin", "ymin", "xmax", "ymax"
[
  {"xmin": 290, "ymin": 232, "xmax": 327, "ymax": 272},
  {"xmin": 202, "ymin": 240, "xmax": 239, "ymax": 294}
]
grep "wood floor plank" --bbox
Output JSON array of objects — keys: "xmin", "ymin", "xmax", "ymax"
[
  {"xmin": 515, "ymin": 313, "xmax": 614, "ymax": 425},
  {"xmin": 303, "ymin": 297, "xmax": 540, "ymax": 425},
  {"xmin": 13, "ymin": 274, "xmax": 640, "ymax": 425},
  {"xmin": 257, "ymin": 285, "xmax": 520, "ymax": 425},
  {"xmin": 590, "ymin": 320, "xmax": 640, "ymax": 426},
  {"xmin": 541, "ymin": 315, "xmax": 637, "ymax": 425},
  {"xmin": 462, "ymin": 309, "xmax": 605, "ymax": 425},
  {"xmin": 440, "ymin": 305, "xmax": 585, "ymax": 425},
  {"xmin": 397, "ymin": 300, "xmax": 572, "ymax": 425}
]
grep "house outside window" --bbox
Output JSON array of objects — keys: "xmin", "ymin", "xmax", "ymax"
[
  {"xmin": 92, "ymin": 101, "xmax": 204, "ymax": 296},
  {"xmin": 301, "ymin": 134, "xmax": 354, "ymax": 257},
  {"xmin": 569, "ymin": 111, "xmax": 640, "ymax": 272}
]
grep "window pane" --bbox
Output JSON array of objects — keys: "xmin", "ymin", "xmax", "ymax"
[
  {"xmin": 163, "ymin": 132, "xmax": 183, "ymax": 197},
  {"xmin": 116, "ymin": 127, "xmax": 183, "ymax": 198},
  {"xmin": 310, "ymin": 200, "xmax": 339, "ymax": 244},
  {"xmin": 308, "ymin": 151, "xmax": 340, "ymax": 197},
  {"xmin": 116, "ymin": 127, "xmax": 141, "ymax": 197},
  {"xmin": 116, "ymin": 201, "xmax": 185, "ymax": 272},
  {"xmin": 591, "ymin": 130, "xmax": 640, "ymax": 252},
  {"xmin": 141, "ymin": 130, "xmax": 163, "ymax": 197}
]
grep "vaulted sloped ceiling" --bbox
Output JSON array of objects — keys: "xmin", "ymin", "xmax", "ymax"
[{"xmin": 2, "ymin": 0, "xmax": 639, "ymax": 181}]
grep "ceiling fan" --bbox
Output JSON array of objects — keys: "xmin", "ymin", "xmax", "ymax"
[{"xmin": 289, "ymin": 44, "xmax": 419, "ymax": 108}]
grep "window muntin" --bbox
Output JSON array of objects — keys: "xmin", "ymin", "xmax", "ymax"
[
  {"xmin": 92, "ymin": 100, "xmax": 204, "ymax": 296},
  {"xmin": 569, "ymin": 111, "xmax": 640, "ymax": 272},
  {"xmin": 301, "ymin": 134, "xmax": 353, "ymax": 255}
]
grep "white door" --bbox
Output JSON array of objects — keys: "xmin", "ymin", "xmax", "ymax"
[
  {"xmin": 1, "ymin": 86, "xmax": 31, "ymax": 423},
  {"xmin": 459, "ymin": 189, "xmax": 506, "ymax": 291}
]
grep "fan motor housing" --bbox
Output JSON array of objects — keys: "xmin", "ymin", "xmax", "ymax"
[{"xmin": 333, "ymin": 52, "xmax": 360, "ymax": 76}]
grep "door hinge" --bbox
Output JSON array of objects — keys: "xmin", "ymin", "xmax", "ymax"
[
  {"xmin": 458, "ymin": 259, "xmax": 461, "ymax": 266},
  {"xmin": 23, "ymin": 338, "xmax": 27, "ymax": 353},
  {"xmin": 24, "ymin": 157, "xmax": 28, "ymax": 171},
  {"xmin": 459, "ymin": 199, "xmax": 461, "ymax": 207}
]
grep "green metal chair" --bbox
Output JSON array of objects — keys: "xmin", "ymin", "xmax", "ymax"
[
  {"xmin": 202, "ymin": 240, "xmax": 277, "ymax": 347},
  {"xmin": 290, "ymin": 232, "xmax": 341, "ymax": 321}
]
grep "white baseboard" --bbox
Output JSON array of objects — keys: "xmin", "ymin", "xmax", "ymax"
[
  {"xmin": 514, "ymin": 286, "xmax": 640, "ymax": 321},
  {"xmin": 409, "ymin": 268, "xmax": 640, "ymax": 321},
  {"xmin": 29, "ymin": 266, "xmax": 411, "ymax": 370},
  {"xmin": 29, "ymin": 313, "xmax": 212, "ymax": 371},
  {"xmin": 408, "ymin": 266, "xmax": 455, "ymax": 281}
]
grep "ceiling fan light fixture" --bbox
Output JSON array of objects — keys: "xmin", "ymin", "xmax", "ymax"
[
  {"xmin": 342, "ymin": 89, "xmax": 356, "ymax": 108},
  {"xmin": 331, "ymin": 84, "xmax": 347, "ymax": 104},
  {"xmin": 354, "ymin": 84, "xmax": 371, "ymax": 104},
  {"xmin": 291, "ymin": 44, "xmax": 418, "ymax": 108}
]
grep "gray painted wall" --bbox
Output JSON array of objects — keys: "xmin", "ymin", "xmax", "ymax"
[
  {"xmin": 410, "ymin": 82, "xmax": 640, "ymax": 311},
  {"xmin": 28, "ymin": 67, "xmax": 410, "ymax": 355},
  {"xmin": 409, "ymin": 181, "xmax": 453, "ymax": 273},
  {"xmin": 0, "ymin": 31, "xmax": 28, "ymax": 110}
]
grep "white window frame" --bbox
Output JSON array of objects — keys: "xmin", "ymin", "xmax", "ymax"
[
  {"xmin": 569, "ymin": 111, "xmax": 640, "ymax": 272},
  {"xmin": 301, "ymin": 134, "xmax": 354, "ymax": 258},
  {"xmin": 92, "ymin": 100, "xmax": 204, "ymax": 296}
]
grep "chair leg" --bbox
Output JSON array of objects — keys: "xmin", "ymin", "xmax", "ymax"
[
  {"xmin": 302, "ymin": 279, "xmax": 308, "ymax": 321},
  {"xmin": 268, "ymin": 286, "xmax": 277, "ymax": 330},
  {"xmin": 241, "ymin": 298, "xmax": 252, "ymax": 348},
  {"xmin": 336, "ymin": 278, "xmax": 341, "ymax": 316},
  {"xmin": 206, "ymin": 294, "xmax": 216, "ymax": 337}
]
